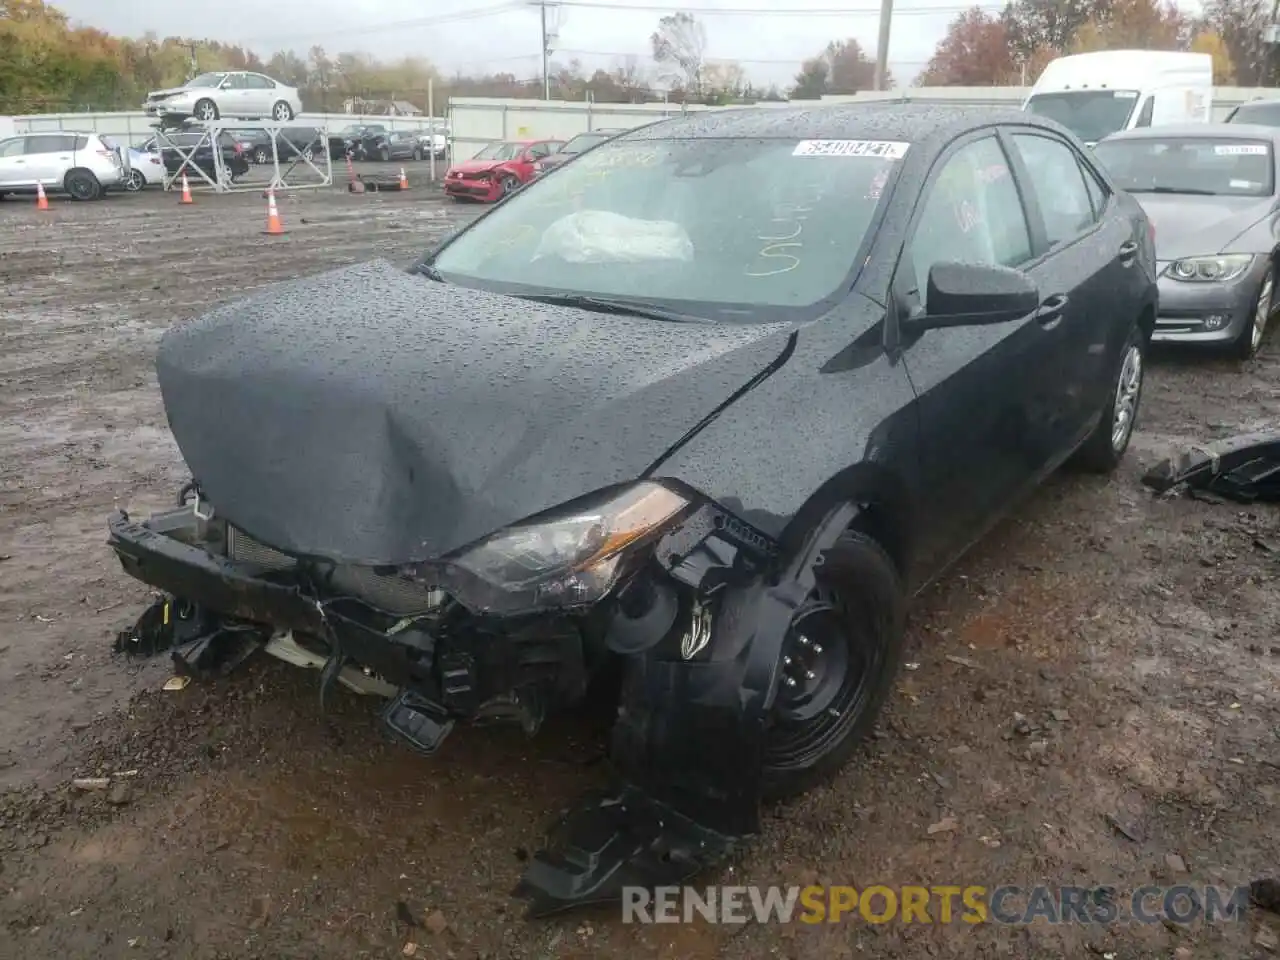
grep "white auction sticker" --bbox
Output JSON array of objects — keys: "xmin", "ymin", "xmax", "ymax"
[
  {"xmin": 793, "ymin": 139, "xmax": 910, "ymax": 160},
  {"xmin": 1214, "ymin": 144, "xmax": 1268, "ymax": 155}
]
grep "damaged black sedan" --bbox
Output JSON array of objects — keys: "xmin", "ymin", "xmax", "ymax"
[{"xmin": 108, "ymin": 104, "xmax": 1157, "ymax": 915}]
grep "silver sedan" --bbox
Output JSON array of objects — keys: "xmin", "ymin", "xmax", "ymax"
[{"xmin": 143, "ymin": 72, "xmax": 303, "ymax": 125}]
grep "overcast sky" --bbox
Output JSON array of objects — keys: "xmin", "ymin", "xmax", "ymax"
[{"xmin": 52, "ymin": 0, "xmax": 1024, "ymax": 88}]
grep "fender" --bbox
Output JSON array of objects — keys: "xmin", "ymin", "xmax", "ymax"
[{"xmin": 512, "ymin": 501, "xmax": 860, "ymax": 917}]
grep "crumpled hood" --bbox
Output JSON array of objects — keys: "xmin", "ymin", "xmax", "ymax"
[
  {"xmin": 1135, "ymin": 194, "xmax": 1272, "ymax": 260},
  {"xmin": 156, "ymin": 259, "xmax": 792, "ymax": 565},
  {"xmin": 449, "ymin": 159, "xmax": 502, "ymax": 175}
]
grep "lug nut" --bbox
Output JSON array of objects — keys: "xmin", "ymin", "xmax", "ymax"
[
  {"xmin": 784, "ymin": 676, "xmax": 798, "ymax": 687},
  {"xmin": 805, "ymin": 670, "xmax": 816, "ymax": 680},
  {"xmin": 798, "ymin": 635, "xmax": 811, "ymax": 647},
  {"xmin": 783, "ymin": 656, "xmax": 792, "ymax": 666},
  {"xmin": 812, "ymin": 643, "xmax": 823, "ymax": 655}
]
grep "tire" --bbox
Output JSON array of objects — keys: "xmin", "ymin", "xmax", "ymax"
[
  {"xmin": 124, "ymin": 168, "xmax": 146, "ymax": 192},
  {"xmin": 1231, "ymin": 264, "xmax": 1273, "ymax": 360},
  {"xmin": 64, "ymin": 169, "xmax": 101, "ymax": 201},
  {"xmin": 1072, "ymin": 320, "xmax": 1146, "ymax": 473},
  {"xmin": 272, "ymin": 101, "xmax": 294, "ymax": 122},
  {"xmin": 498, "ymin": 173, "xmax": 519, "ymax": 196},
  {"xmin": 761, "ymin": 531, "xmax": 906, "ymax": 800},
  {"xmin": 193, "ymin": 99, "xmax": 219, "ymax": 122},
  {"xmin": 253, "ymin": 146, "xmax": 269, "ymax": 164}
]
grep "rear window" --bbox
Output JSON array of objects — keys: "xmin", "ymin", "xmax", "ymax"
[
  {"xmin": 1226, "ymin": 101, "xmax": 1280, "ymax": 126},
  {"xmin": 1093, "ymin": 137, "xmax": 1276, "ymax": 197},
  {"xmin": 75, "ymin": 135, "xmax": 90, "ymax": 150}
]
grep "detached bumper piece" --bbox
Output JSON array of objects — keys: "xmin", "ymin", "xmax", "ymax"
[
  {"xmin": 513, "ymin": 787, "xmax": 735, "ymax": 917},
  {"xmin": 114, "ymin": 596, "xmax": 266, "ymax": 678},
  {"xmin": 1143, "ymin": 431, "xmax": 1280, "ymax": 503}
]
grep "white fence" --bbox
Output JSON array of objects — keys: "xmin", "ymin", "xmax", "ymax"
[
  {"xmin": 5, "ymin": 86, "xmax": 1275, "ymax": 158},
  {"xmin": 445, "ymin": 86, "xmax": 1276, "ymax": 157},
  {"xmin": 7, "ymin": 110, "xmax": 440, "ymax": 145}
]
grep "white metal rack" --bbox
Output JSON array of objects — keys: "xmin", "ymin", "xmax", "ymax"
[{"xmin": 150, "ymin": 119, "xmax": 334, "ymax": 194}]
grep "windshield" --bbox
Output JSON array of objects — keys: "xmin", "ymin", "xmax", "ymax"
[
  {"xmin": 430, "ymin": 137, "xmax": 903, "ymax": 322},
  {"xmin": 1025, "ymin": 90, "xmax": 1140, "ymax": 142},
  {"xmin": 1093, "ymin": 137, "xmax": 1275, "ymax": 197},
  {"xmin": 474, "ymin": 142, "xmax": 521, "ymax": 161},
  {"xmin": 188, "ymin": 73, "xmax": 225, "ymax": 88},
  {"xmin": 562, "ymin": 133, "xmax": 613, "ymax": 154},
  {"xmin": 1227, "ymin": 101, "xmax": 1280, "ymax": 126}
]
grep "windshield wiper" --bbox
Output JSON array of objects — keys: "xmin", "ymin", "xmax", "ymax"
[
  {"xmin": 512, "ymin": 293, "xmax": 710, "ymax": 323},
  {"xmin": 1134, "ymin": 186, "xmax": 1219, "ymax": 196},
  {"xmin": 411, "ymin": 261, "xmax": 445, "ymax": 282}
]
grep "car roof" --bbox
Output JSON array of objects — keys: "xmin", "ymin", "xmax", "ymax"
[
  {"xmin": 618, "ymin": 102, "xmax": 1069, "ymax": 144},
  {"xmin": 1101, "ymin": 122, "xmax": 1280, "ymax": 144}
]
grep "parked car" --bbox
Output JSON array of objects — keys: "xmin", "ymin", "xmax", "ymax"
[
  {"xmin": 329, "ymin": 123, "xmax": 388, "ymax": 160},
  {"xmin": 146, "ymin": 129, "xmax": 251, "ymax": 184},
  {"xmin": 124, "ymin": 146, "xmax": 166, "ymax": 191},
  {"xmin": 1094, "ymin": 123, "xmax": 1280, "ymax": 358},
  {"xmin": 364, "ymin": 130, "xmax": 426, "ymax": 162},
  {"xmin": 1223, "ymin": 98, "xmax": 1280, "ymax": 126},
  {"xmin": 442, "ymin": 138, "xmax": 564, "ymax": 202},
  {"xmin": 533, "ymin": 128, "xmax": 628, "ymax": 177},
  {"xmin": 143, "ymin": 71, "xmax": 303, "ymax": 125},
  {"xmin": 0, "ymin": 131, "xmax": 124, "ymax": 200},
  {"xmin": 107, "ymin": 103, "xmax": 1155, "ymax": 915},
  {"xmin": 229, "ymin": 126, "xmax": 325, "ymax": 164},
  {"xmin": 416, "ymin": 125, "xmax": 449, "ymax": 159}
]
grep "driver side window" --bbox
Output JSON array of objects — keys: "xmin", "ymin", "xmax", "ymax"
[{"xmin": 908, "ymin": 136, "xmax": 1032, "ymax": 311}]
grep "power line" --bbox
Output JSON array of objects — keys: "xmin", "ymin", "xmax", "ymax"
[{"xmin": 236, "ymin": 2, "xmax": 527, "ymax": 46}]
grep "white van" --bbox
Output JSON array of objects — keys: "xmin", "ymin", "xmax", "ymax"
[{"xmin": 1023, "ymin": 50, "xmax": 1212, "ymax": 146}]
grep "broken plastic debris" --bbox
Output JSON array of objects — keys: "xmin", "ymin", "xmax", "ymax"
[
  {"xmin": 927, "ymin": 817, "xmax": 958, "ymax": 835},
  {"xmin": 72, "ymin": 777, "xmax": 111, "ymax": 791},
  {"xmin": 402, "ymin": 944, "xmax": 418, "ymax": 958},
  {"xmin": 163, "ymin": 676, "xmax": 190, "ymax": 691}
]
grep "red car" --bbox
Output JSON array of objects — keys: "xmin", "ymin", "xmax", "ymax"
[{"xmin": 443, "ymin": 138, "xmax": 564, "ymax": 202}]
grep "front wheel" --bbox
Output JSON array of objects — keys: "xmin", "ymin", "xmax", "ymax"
[
  {"xmin": 1072, "ymin": 320, "xmax": 1146, "ymax": 473},
  {"xmin": 124, "ymin": 168, "xmax": 146, "ymax": 192},
  {"xmin": 761, "ymin": 531, "xmax": 906, "ymax": 800},
  {"xmin": 193, "ymin": 99, "xmax": 219, "ymax": 122},
  {"xmin": 413, "ymin": 147, "xmax": 423, "ymax": 162},
  {"xmin": 498, "ymin": 173, "xmax": 519, "ymax": 196},
  {"xmin": 1232, "ymin": 264, "xmax": 1273, "ymax": 360},
  {"xmin": 379, "ymin": 146, "xmax": 391, "ymax": 162}
]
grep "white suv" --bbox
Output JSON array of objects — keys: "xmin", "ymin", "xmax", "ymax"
[{"xmin": 0, "ymin": 132, "xmax": 124, "ymax": 201}]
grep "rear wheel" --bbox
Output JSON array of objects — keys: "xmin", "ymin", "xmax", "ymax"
[
  {"xmin": 272, "ymin": 101, "xmax": 294, "ymax": 122},
  {"xmin": 253, "ymin": 146, "xmax": 269, "ymax": 164},
  {"xmin": 761, "ymin": 531, "xmax": 905, "ymax": 799},
  {"xmin": 1073, "ymin": 320, "xmax": 1146, "ymax": 473},
  {"xmin": 1232, "ymin": 264, "xmax": 1273, "ymax": 360},
  {"xmin": 194, "ymin": 99, "xmax": 219, "ymax": 122},
  {"xmin": 64, "ymin": 169, "xmax": 101, "ymax": 201}
]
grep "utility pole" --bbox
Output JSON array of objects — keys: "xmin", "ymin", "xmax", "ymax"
[
  {"xmin": 183, "ymin": 42, "xmax": 198, "ymax": 82},
  {"xmin": 874, "ymin": 0, "xmax": 893, "ymax": 91},
  {"xmin": 533, "ymin": 0, "xmax": 551, "ymax": 100}
]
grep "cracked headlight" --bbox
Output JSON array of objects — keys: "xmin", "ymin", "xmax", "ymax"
[
  {"xmin": 1164, "ymin": 254, "xmax": 1253, "ymax": 283},
  {"xmin": 409, "ymin": 482, "xmax": 691, "ymax": 616}
]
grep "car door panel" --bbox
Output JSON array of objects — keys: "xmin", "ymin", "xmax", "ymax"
[
  {"xmin": 895, "ymin": 132, "xmax": 1060, "ymax": 576},
  {"xmin": 0, "ymin": 136, "xmax": 31, "ymax": 187},
  {"xmin": 1004, "ymin": 129, "xmax": 1133, "ymax": 447},
  {"xmin": 24, "ymin": 134, "xmax": 74, "ymax": 187}
]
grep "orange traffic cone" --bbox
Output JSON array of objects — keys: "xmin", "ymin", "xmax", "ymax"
[
  {"xmin": 179, "ymin": 173, "xmax": 193, "ymax": 204},
  {"xmin": 399, "ymin": 166, "xmax": 408, "ymax": 190},
  {"xmin": 35, "ymin": 182, "xmax": 49, "ymax": 210},
  {"xmin": 263, "ymin": 189, "xmax": 285, "ymax": 236}
]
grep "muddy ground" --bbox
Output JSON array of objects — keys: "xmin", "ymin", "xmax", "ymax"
[{"xmin": 1, "ymin": 180, "xmax": 1278, "ymax": 960}]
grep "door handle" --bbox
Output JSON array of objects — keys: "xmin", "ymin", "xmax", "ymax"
[
  {"xmin": 1037, "ymin": 293, "xmax": 1069, "ymax": 327},
  {"xmin": 1118, "ymin": 240, "xmax": 1139, "ymax": 266}
]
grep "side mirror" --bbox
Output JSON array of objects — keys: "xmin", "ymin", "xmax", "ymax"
[{"xmin": 909, "ymin": 261, "xmax": 1039, "ymax": 330}]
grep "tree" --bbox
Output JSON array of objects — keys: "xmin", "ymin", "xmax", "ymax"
[
  {"xmin": 703, "ymin": 60, "xmax": 747, "ymax": 103},
  {"xmin": 1197, "ymin": 0, "xmax": 1271, "ymax": 85},
  {"xmin": 917, "ymin": 8, "xmax": 1016, "ymax": 85},
  {"xmin": 1002, "ymin": 0, "xmax": 1108, "ymax": 62},
  {"xmin": 651, "ymin": 12, "xmax": 707, "ymax": 97},
  {"xmin": 1189, "ymin": 30, "xmax": 1235, "ymax": 84},
  {"xmin": 1069, "ymin": 0, "xmax": 1184, "ymax": 52},
  {"xmin": 789, "ymin": 38, "xmax": 880, "ymax": 99}
]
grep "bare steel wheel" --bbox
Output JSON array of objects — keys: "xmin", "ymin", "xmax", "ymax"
[
  {"xmin": 272, "ymin": 100, "xmax": 294, "ymax": 122},
  {"xmin": 762, "ymin": 531, "xmax": 905, "ymax": 799}
]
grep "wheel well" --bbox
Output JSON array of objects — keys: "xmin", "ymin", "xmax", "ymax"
[
  {"xmin": 64, "ymin": 166, "xmax": 97, "ymax": 186},
  {"xmin": 846, "ymin": 500, "xmax": 908, "ymax": 580},
  {"xmin": 1136, "ymin": 301, "xmax": 1155, "ymax": 343}
]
